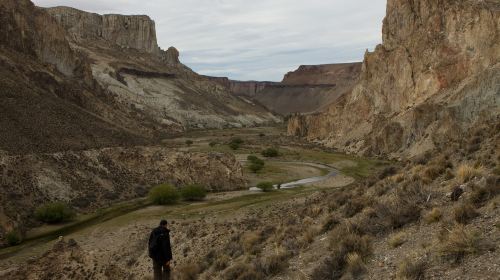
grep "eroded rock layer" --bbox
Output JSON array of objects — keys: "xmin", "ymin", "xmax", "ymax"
[{"xmin": 288, "ymin": 0, "xmax": 500, "ymax": 158}]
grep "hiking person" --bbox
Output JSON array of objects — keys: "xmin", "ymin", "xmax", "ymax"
[{"xmin": 148, "ymin": 219, "xmax": 173, "ymax": 280}]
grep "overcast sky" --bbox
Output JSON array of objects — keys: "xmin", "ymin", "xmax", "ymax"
[{"xmin": 34, "ymin": 0, "xmax": 387, "ymax": 81}]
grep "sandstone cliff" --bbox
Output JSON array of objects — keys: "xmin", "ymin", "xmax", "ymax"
[{"xmin": 288, "ymin": 0, "xmax": 500, "ymax": 158}]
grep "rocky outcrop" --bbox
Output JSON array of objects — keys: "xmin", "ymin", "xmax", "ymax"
[
  {"xmin": 0, "ymin": 147, "xmax": 245, "ymax": 241},
  {"xmin": 0, "ymin": 0, "xmax": 86, "ymax": 77},
  {"xmin": 46, "ymin": 6, "xmax": 160, "ymax": 55},
  {"xmin": 288, "ymin": 0, "xmax": 500, "ymax": 158}
]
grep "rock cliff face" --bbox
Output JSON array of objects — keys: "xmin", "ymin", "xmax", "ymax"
[
  {"xmin": 0, "ymin": 0, "xmax": 84, "ymax": 77},
  {"xmin": 288, "ymin": 0, "xmax": 500, "ymax": 158},
  {"xmin": 46, "ymin": 6, "xmax": 160, "ymax": 55}
]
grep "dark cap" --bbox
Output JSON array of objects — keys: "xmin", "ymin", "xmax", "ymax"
[{"xmin": 160, "ymin": 219, "xmax": 168, "ymax": 226}]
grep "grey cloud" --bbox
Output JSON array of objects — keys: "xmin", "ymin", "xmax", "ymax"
[{"xmin": 34, "ymin": 0, "xmax": 387, "ymax": 81}]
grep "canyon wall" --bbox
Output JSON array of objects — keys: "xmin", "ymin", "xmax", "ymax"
[
  {"xmin": 288, "ymin": 0, "xmax": 500, "ymax": 158},
  {"xmin": 282, "ymin": 63, "xmax": 361, "ymax": 85}
]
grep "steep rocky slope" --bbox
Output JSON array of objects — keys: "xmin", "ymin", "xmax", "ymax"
[
  {"xmin": 288, "ymin": 0, "xmax": 500, "ymax": 158},
  {"xmin": 45, "ymin": 6, "xmax": 279, "ymax": 130}
]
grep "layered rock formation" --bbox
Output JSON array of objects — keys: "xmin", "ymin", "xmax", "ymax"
[
  {"xmin": 282, "ymin": 63, "xmax": 361, "ymax": 86},
  {"xmin": 288, "ymin": 0, "xmax": 500, "ymax": 158}
]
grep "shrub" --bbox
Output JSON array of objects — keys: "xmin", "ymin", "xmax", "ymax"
[
  {"xmin": 149, "ymin": 184, "xmax": 180, "ymax": 205},
  {"xmin": 438, "ymin": 225, "xmax": 485, "ymax": 263},
  {"xmin": 185, "ymin": 140, "xmax": 193, "ymax": 146},
  {"xmin": 249, "ymin": 162, "xmax": 264, "ymax": 173},
  {"xmin": 230, "ymin": 137, "xmax": 244, "ymax": 145},
  {"xmin": 397, "ymin": 257, "xmax": 426, "ymax": 280},
  {"xmin": 209, "ymin": 141, "xmax": 217, "ymax": 147},
  {"xmin": 6, "ymin": 231, "xmax": 21, "ymax": 246},
  {"xmin": 248, "ymin": 156, "xmax": 265, "ymax": 173},
  {"xmin": 181, "ymin": 184, "xmax": 207, "ymax": 201},
  {"xmin": 256, "ymin": 182, "xmax": 274, "ymax": 192},
  {"xmin": 258, "ymin": 133, "xmax": 265, "ymax": 137},
  {"xmin": 261, "ymin": 148, "xmax": 279, "ymax": 158},
  {"xmin": 424, "ymin": 208, "xmax": 442, "ymax": 224},
  {"xmin": 453, "ymin": 202, "xmax": 479, "ymax": 224},
  {"xmin": 389, "ymin": 232, "xmax": 407, "ymax": 248},
  {"xmin": 35, "ymin": 202, "xmax": 75, "ymax": 223}
]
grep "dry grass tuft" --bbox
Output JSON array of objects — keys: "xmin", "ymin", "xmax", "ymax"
[
  {"xmin": 453, "ymin": 202, "xmax": 479, "ymax": 224},
  {"xmin": 389, "ymin": 232, "xmax": 408, "ymax": 248},
  {"xmin": 396, "ymin": 256, "xmax": 426, "ymax": 280},
  {"xmin": 456, "ymin": 164, "xmax": 484, "ymax": 183},
  {"xmin": 423, "ymin": 208, "xmax": 442, "ymax": 224},
  {"xmin": 240, "ymin": 231, "xmax": 261, "ymax": 255},
  {"xmin": 176, "ymin": 263, "xmax": 201, "ymax": 280},
  {"xmin": 438, "ymin": 225, "xmax": 485, "ymax": 263},
  {"xmin": 254, "ymin": 250, "xmax": 289, "ymax": 276},
  {"xmin": 345, "ymin": 252, "xmax": 367, "ymax": 277}
]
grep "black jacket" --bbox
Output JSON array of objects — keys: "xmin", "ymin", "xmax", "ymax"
[{"xmin": 148, "ymin": 226, "xmax": 173, "ymax": 263}]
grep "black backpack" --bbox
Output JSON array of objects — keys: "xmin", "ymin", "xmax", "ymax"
[{"xmin": 148, "ymin": 230, "xmax": 163, "ymax": 258}]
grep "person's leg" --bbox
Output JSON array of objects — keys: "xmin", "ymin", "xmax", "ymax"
[
  {"xmin": 153, "ymin": 260, "xmax": 162, "ymax": 280},
  {"xmin": 162, "ymin": 263, "xmax": 171, "ymax": 280}
]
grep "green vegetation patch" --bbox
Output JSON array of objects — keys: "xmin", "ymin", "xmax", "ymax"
[
  {"xmin": 149, "ymin": 184, "xmax": 180, "ymax": 205},
  {"xmin": 35, "ymin": 202, "xmax": 75, "ymax": 224}
]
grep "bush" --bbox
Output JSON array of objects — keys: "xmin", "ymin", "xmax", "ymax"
[
  {"xmin": 261, "ymin": 148, "xmax": 279, "ymax": 158},
  {"xmin": 35, "ymin": 202, "xmax": 75, "ymax": 223},
  {"xmin": 248, "ymin": 156, "xmax": 265, "ymax": 173},
  {"xmin": 149, "ymin": 184, "xmax": 180, "ymax": 205},
  {"xmin": 6, "ymin": 231, "xmax": 21, "ymax": 246},
  {"xmin": 258, "ymin": 133, "xmax": 265, "ymax": 137},
  {"xmin": 256, "ymin": 182, "xmax": 274, "ymax": 192},
  {"xmin": 181, "ymin": 184, "xmax": 207, "ymax": 201},
  {"xmin": 209, "ymin": 141, "xmax": 217, "ymax": 147},
  {"xmin": 185, "ymin": 140, "xmax": 193, "ymax": 146}
]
